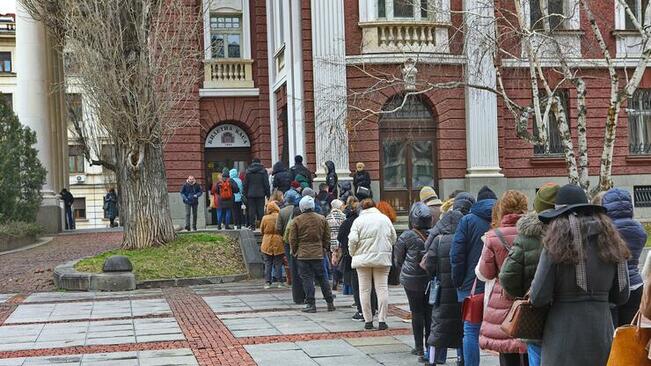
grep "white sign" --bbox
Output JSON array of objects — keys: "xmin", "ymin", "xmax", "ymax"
[{"xmin": 205, "ymin": 124, "xmax": 251, "ymax": 148}]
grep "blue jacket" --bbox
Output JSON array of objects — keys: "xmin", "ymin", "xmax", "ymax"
[
  {"xmin": 229, "ymin": 169, "xmax": 244, "ymax": 203},
  {"xmin": 180, "ymin": 182, "xmax": 202, "ymax": 205},
  {"xmin": 450, "ymin": 198, "xmax": 495, "ymax": 298},
  {"xmin": 603, "ymin": 188, "xmax": 647, "ymax": 288}
]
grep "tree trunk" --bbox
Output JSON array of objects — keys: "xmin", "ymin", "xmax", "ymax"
[{"xmin": 116, "ymin": 142, "xmax": 175, "ymax": 249}]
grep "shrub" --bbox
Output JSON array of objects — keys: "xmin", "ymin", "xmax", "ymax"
[
  {"xmin": 0, "ymin": 99, "xmax": 47, "ymax": 223},
  {"xmin": 0, "ymin": 221, "xmax": 43, "ymax": 239}
]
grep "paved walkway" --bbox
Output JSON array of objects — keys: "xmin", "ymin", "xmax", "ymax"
[{"xmin": 0, "ymin": 281, "xmax": 499, "ymax": 365}]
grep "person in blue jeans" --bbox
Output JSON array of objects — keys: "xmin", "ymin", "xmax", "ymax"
[{"xmin": 450, "ymin": 186, "xmax": 496, "ymax": 366}]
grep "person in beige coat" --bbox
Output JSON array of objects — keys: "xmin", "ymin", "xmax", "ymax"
[{"xmin": 348, "ymin": 198, "xmax": 397, "ymax": 330}]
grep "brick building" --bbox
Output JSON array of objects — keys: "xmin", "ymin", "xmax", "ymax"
[{"xmin": 11, "ymin": 0, "xmax": 651, "ymax": 230}]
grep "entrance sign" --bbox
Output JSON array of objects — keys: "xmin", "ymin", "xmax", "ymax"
[{"xmin": 205, "ymin": 124, "xmax": 251, "ymax": 148}]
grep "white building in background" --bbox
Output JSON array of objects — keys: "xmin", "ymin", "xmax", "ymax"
[{"xmin": 1, "ymin": 11, "xmax": 115, "ymax": 230}]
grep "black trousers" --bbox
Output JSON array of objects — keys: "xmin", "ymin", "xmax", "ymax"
[
  {"xmin": 298, "ymin": 259, "xmax": 334, "ymax": 305},
  {"xmin": 612, "ymin": 285, "xmax": 643, "ymax": 327},
  {"xmin": 233, "ymin": 202, "xmax": 243, "ymax": 228},
  {"xmin": 352, "ymin": 269, "xmax": 377, "ymax": 314},
  {"xmin": 285, "ymin": 243, "xmax": 305, "ymax": 304},
  {"xmin": 499, "ymin": 353, "xmax": 528, "ymax": 366},
  {"xmin": 247, "ymin": 197, "xmax": 265, "ymax": 228},
  {"xmin": 405, "ymin": 288, "xmax": 433, "ymax": 352}
]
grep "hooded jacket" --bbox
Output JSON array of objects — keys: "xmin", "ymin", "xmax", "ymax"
[
  {"xmin": 424, "ymin": 209, "xmax": 465, "ymax": 349},
  {"xmin": 339, "ymin": 181, "xmax": 353, "ymax": 203},
  {"xmin": 272, "ymin": 162, "xmax": 292, "ymax": 193},
  {"xmin": 348, "ymin": 207, "xmax": 397, "ymax": 268},
  {"xmin": 603, "ymin": 188, "xmax": 647, "ymax": 288},
  {"xmin": 244, "ymin": 162, "xmax": 270, "ymax": 199},
  {"xmin": 260, "ymin": 202, "xmax": 284, "ymax": 256},
  {"xmin": 499, "ymin": 212, "xmax": 546, "ymax": 298},
  {"xmin": 324, "ymin": 161, "xmax": 338, "ymax": 196},
  {"xmin": 477, "ymin": 213, "xmax": 527, "ymax": 354},
  {"xmin": 394, "ymin": 202, "xmax": 432, "ymax": 292},
  {"xmin": 229, "ymin": 169, "xmax": 244, "ymax": 203},
  {"xmin": 450, "ymin": 198, "xmax": 496, "ymax": 296},
  {"xmin": 290, "ymin": 162, "xmax": 313, "ymax": 188}
]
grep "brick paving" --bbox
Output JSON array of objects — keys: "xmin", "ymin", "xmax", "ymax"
[
  {"xmin": 0, "ymin": 279, "xmax": 500, "ymax": 365},
  {"xmin": 0, "ymin": 232, "xmax": 123, "ymax": 293}
]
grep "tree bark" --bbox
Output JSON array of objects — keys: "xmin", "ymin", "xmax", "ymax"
[{"xmin": 116, "ymin": 141, "xmax": 175, "ymax": 249}]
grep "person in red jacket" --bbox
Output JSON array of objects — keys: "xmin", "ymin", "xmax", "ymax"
[{"xmin": 476, "ymin": 190, "xmax": 529, "ymax": 366}]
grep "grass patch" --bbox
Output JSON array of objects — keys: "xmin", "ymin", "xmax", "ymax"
[
  {"xmin": 0, "ymin": 221, "xmax": 42, "ymax": 239},
  {"xmin": 75, "ymin": 233, "xmax": 246, "ymax": 280},
  {"xmin": 645, "ymin": 223, "xmax": 651, "ymax": 247}
]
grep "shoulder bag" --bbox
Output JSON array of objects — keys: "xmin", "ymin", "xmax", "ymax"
[
  {"xmin": 462, "ymin": 278, "xmax": 484, "ymax": 323},
  {"xmin": 606, "ymin": 311, "xmax": 651, "ymax": 365}
]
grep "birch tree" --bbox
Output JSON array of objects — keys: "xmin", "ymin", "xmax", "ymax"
[{"xmin": 20, "ymin": 0, "xmax": 202, "ymax": 249}]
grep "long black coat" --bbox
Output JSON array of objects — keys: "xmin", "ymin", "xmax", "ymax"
[
  {"xmin": 423, "ymin": 210, "xmax": 464, "ymax": 349},
  {"xmin": 324, "ymin": 161, "xmax": 338, "ymax": 197},
  {"xmin": 352, "ymin": 170, "xmax": 371, "ymax": 195},
  {"xmin": 272, "ymin": 162, "xmax": 292, "ymax": 193},
  {"xmin": 337, "ymin": 209, "xmax": 358, "ymax": 283},
  {"xmin": 243, "ymin": 162, "xmax": 270, "ymax": 198}
]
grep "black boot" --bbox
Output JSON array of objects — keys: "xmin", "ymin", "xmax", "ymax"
[
  {"xmin": 302, "ymin": 303, "xmax": 316, "ymax": 313},
  {"xmin": 327, "ymin": 302, "xmax": 336, "ymax": 312},
  {"xmin": 364, "ymin": 322, "xmax": 374, "ymax": 330},
  {"xmin": 378, "ymin": 322, "xmax": 388, "ymax": 330}
]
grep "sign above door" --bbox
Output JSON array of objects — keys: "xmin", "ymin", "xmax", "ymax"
[{"xmin": 205, "ymin": 124, "xmax": 251, "ymax": 148}]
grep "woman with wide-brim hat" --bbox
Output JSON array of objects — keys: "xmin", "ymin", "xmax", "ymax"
[{"xmin": 530, "ymin": 184, "xmax": 631, "ymax": 366}]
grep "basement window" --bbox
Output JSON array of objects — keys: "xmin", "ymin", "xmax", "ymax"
[{"xmin": 634, "ymin": 185, "xmax": 651, "ymax": 207}]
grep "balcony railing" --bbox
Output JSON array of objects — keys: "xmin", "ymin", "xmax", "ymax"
[
  {"xmin": 359, "ymin": 21, "xmax": 450, "ymax": 54},
  {"xmin": 203, "ymin": 59, "xmax": 254, "ymax": 89}
]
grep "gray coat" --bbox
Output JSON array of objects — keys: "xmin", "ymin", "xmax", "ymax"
[{"xmin": 530, "ymin": 222, "xmax": 629, "ymax": 366}]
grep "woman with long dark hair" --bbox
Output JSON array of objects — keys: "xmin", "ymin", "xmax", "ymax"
[{"xmin": 530, "ymin": 184, "xmax": 630, "ymax": 366}]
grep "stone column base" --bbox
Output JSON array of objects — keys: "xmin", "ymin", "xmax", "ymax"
[{"xmin": 37, "ymin": 196, "xmax": 63, "ymax": 234}]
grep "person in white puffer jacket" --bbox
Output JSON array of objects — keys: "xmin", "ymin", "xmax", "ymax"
[{"xmin": 348, "ymin": 198, "xmax": 397, "ymax": 331}]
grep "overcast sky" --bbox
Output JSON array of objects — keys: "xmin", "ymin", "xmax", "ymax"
[{"xmin": 0, "ymin": 0, "xmax": 16, "ymax": 14}]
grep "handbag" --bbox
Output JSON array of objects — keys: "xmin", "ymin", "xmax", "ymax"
[
  {"xmin": 606, "ymin": 311, "xmax": 651, "ymax": 366},
  {"xmin": 428, "ymin": 278, "xmax": 441, "ymax": 306},
  {"xmin": 356, "ymin": 186, "xmax": 371, "ymax": 198},
  {"xmin": 461, "ymin": 278, "xmax": 484, "ymax": 323},
  {"xmin": 500, "ymin": 293, "xmax": 549, "ymax": 341}
]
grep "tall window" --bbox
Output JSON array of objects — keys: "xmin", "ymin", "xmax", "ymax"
[
  {"xmin": 530, "ymin": 0, "xmax": 566, "ymax": 30},
  {"xmin": 73, "ymin": 198, "xmax": 86, "ymax": 220},
  {"xmin": 210, "ymin": 15, "xmax": 242, "ymax": 58},
  {"xmin": 377, "ymin": 0, "xmax": 431, "ymax": 19},
  {"xmin": 0, "ymin": 52, "xmax": 11, "ymax": 73},
  {"xmin": 628, "ymin": 89, "xmax": 651, "ymax": 154},
  {"xmin": 625, "ymin": 0, "xmax": 649, "ymax": 30},
  {"xmin": 394, "ymin": 0, "xmax": 414, "ymax": 18},
  {"xmin": 534, "ymin": 91, "xmax": 569, "ymax": 156},
  {"xmin": 69, "ymin": 145, "xmax": 85, "ymax": 174}
]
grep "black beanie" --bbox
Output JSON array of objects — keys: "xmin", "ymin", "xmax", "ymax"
[
  {"xmin": 477, "ymin": 186, "xmax": 497, "ymax": 201},
  {"xmin": 295, "ymin": 155, "xmax": 303, "ymax": 164}
]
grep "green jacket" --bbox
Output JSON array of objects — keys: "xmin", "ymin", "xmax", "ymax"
[{"xmin": 499, "ymin": 212, "xmax": 546, "ymax": 299}]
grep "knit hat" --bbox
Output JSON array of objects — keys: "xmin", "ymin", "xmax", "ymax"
[
  {"xmin": 331, "ymin": 199, "xmax": 344, "ymax": 210},
  {"xmin": 302, "ymin": 187, "xmax": 316, "ymax": 198},
  {"xmin": 534, "ymin": 183, "xmax": 561, "ymax": 213},
  {"xmin": 453, "ymin": 192, "xmax": 476, "ymax": 215},
  {"xmin": 299, "ymin": 196, "xmax": 315, "ymax": 212},
  {"xmin": 477, "ymin": 186, "xmax": 497, "ymax": 201},
  {"xmin": 291, "ymin": 181, "xmax": 300, "ymax": 189},
  {"xmin": 284, "ymin": 189, "xmax": 301, "ymax": 206},
  {"xmin": 419, "ymin": 186, "xmax": 442, "ymax": 206}
]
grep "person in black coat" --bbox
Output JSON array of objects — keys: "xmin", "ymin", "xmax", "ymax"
[
  {"xmin": 423, "ymin": 192, "xmax": 475, "ymax": 365},
  {"xmin": 244, "ymin": 159, "xmax": 270, "ymax": 229},
  {"xmin": 290, "ymin": 155, "xmax": 313, "ymax": 188},
  {"xmin": 324, "ymin": 160, "xmax": 338, "ymax": 197},
  {"xmin": 352, "ymin": 162, "xmax": 371, "ymax": 198},
  {"xmin": 394, "ymin": 202, "xmax": 433, "ymax": 362},
  {"xmin": 339, "ymin": 181, "xmax": 353, "ymax": 203},
  {"xmin": 60, "ymin": 188, "xmax": 75, "ymax": 230},
  {"xmin": 272, "ymin": 161, "xmax": 292, "ymax": 193}
]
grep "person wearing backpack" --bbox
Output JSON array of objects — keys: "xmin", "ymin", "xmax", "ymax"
[
  {"xmin": 316, "ymin": 183, "xmax": 334, "ymax": 216},
  {"xmin": 215, "ymin": 169, "xmax": 239, "ymax": 230},
  {"xmin": 277, "ymin": 189, "xmax": 304, "ymax": 303}
]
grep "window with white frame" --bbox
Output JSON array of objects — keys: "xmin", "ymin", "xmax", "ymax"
[
  {"xmin": 210, "ymin": 14, "xmax": 242, "ymax": 59},
  {"xmin": 628, "ymin": 89, "xmax": 651, "ymax": 155},
  {"xmin": 377, "ymin": 0, "xmax": 433, "ymax": 20},
  {"xmin": 529, "ymin": 0, "xmax": 567, "ymax": 30},
  {"xmin": 624, "ymin": 0, "xmax": 648, "ymax": 30},
  {"xmin": 533, "ymin": 90, "xmax": 569, "ymax": 156}
]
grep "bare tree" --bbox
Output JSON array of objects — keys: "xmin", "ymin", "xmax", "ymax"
[
  {"xmin": 20, "ymin": 0, "xmax": 203, "ymax": 249},
  {"xmin": 345, "ymin": 0, "xmax": 651, "ymax": 194}
]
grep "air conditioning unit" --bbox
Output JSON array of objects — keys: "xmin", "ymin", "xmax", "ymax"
[{"xmin": 75, "ymin": 175, "xmax": 86, "ymax": 184}]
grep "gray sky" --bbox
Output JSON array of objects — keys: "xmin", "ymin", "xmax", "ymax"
[{"xmin": 0, "ymin": 0, "xmax": 16, "ymax": 14}]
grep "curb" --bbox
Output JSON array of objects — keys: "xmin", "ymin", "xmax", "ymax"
[
  {"xmin": 136, "ymin": 273, "xmax": 249, "ymax": 289},
  {"xmin": 0, "ymin": 237, "xmax": 53, "ymax": 256}
]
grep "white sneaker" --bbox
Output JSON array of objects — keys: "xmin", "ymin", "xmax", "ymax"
[
  {"xmin": 264, "ymin": 283, "xmax": 271, "ymax": 289},
  {"xmin": 277, "ymin": 283, "xmax": 286, "ymax": 289}
]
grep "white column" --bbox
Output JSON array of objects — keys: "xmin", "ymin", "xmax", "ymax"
[
  {"xmin": 286, "ymin": 0, "xmax": 305, "ymax": 160},
  {"xmin": 463, "ymin": 0, "xmax": 502, "ymax": 177},
  {"xmin": 15, "ymin": 4, "xmax": 57, "ymax": 195},
  {"xmin": 311, "ymin": 0, "xmax": 351, "ymax": 180}
]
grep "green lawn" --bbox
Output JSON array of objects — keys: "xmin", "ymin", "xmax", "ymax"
[
  {"xmin": 645, "ymin": 223, "xmax": 651, "ymax": 247},
  {"xmin": 75, "ymin": 233, "xmax": 246, "ymax": 280}
]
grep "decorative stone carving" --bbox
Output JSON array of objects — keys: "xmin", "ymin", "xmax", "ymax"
[{"xmin": 402, "ymin": 58, "xmax": 418, "ymax": 91}]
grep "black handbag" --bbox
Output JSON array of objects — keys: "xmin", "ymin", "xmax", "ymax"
[{"xmin": 356, "ymin": 186, "xmax": 371, "ymax": 199}]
